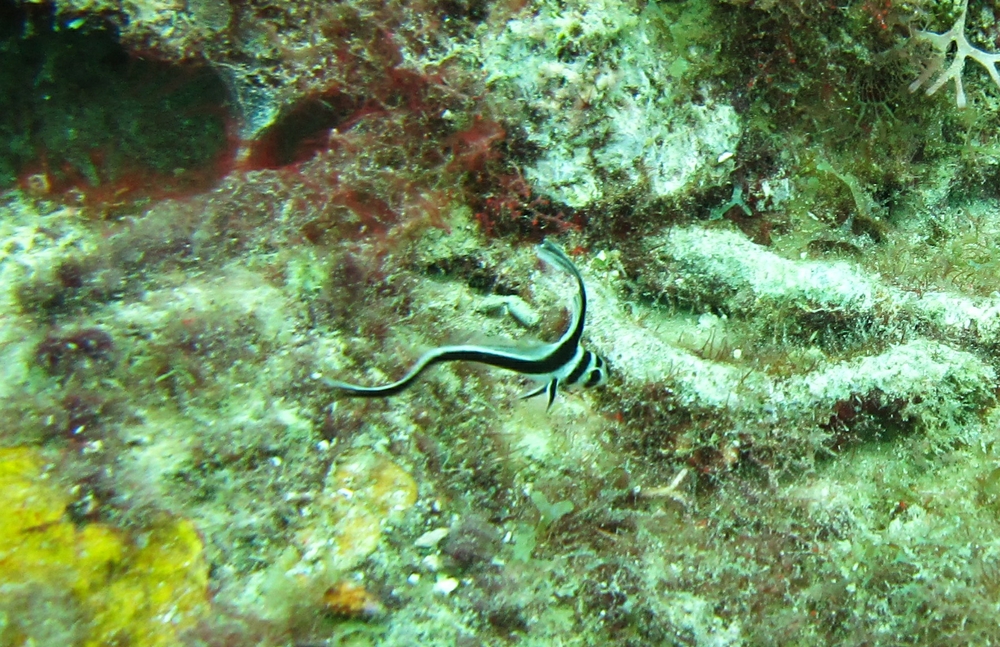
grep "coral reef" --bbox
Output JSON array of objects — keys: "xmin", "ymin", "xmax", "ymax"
[{"xmin": 7, "ymin": 0, "xmax": 1000, "ymax": 644}]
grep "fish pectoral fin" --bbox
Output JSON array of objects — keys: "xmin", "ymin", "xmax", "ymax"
[
  {"xmin": 517, "ymin": 379, "xmax": 560, "ymax": 411},
  {"xmin": 518, "ymin": 382, "xmax": 550, "ymax": 400},
  {"xmin": 545, "ymin": 379, "xmax": 559, "ymax": 411}
]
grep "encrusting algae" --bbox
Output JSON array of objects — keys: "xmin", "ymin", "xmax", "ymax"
[
  {"xmin": 298, "ymin": 448, "xmax": 418, "ymax": 573},
  {"xmin": 0, "ymin": 447, "xmax": 209, "ymax": 647}
]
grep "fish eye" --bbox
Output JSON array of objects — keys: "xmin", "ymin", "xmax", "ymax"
[{"xmin": 585, "ymin": 367, "xmax": 606, "ymax": 388}]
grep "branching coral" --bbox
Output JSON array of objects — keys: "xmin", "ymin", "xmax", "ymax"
[{"xmin": 909, "ymin": 0, "xmax": 1000, "ymax": 108}]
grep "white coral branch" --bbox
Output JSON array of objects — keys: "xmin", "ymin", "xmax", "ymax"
[{"xmin": 909, "ymin": 0, "xmax": 1000, "ymax": 108}]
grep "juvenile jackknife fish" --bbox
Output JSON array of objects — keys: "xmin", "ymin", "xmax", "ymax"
[{"xmin": 326, "ymin": 241, "xmax": 608, "ymax": 409}]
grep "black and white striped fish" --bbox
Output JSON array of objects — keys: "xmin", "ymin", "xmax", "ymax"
[{"xmin": 326, "ymin": 240, "xmax": 608, "ymax": 409}]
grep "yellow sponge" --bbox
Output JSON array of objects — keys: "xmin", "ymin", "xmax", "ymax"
[{"xmin": 0, "ymin": 447, "xmax": 209, "ymax": 647}]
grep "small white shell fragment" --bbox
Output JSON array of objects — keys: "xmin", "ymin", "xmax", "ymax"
[
  {"xmin": 422, "ymin": 554, "xmax": 442, "ymax": 571},
  {"xmin": 82, "ymin": 440, "xmax": 103, "ymax": 454},
  {"xmin": 717, "ymin": 151, "xmax": 734, "ymax": 164},
  {"xmin": 476, "ymin": 295, "xmax": 540, "ymax": 328},
  {"xmin": 504, "ymin": 296, "xmax": 540, "ymax": 328},
  {"xmin": 476, "ymin": 295, "xmax": 510, "ymax": 315},
  {"xmin": 433, "ymin": 577, "xmax": 460, "ymax": 595},
  {"xmin": 414, "ymin": 527, "xmax": 450, "ymax": 548}
]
